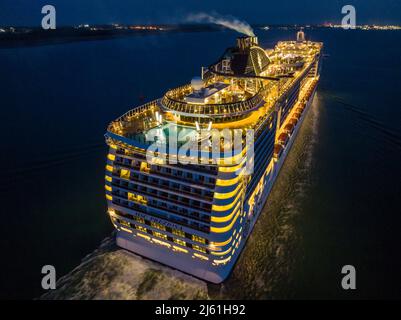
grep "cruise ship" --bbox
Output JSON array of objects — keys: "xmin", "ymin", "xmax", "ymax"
[{"xmin": 104, "ymin": 31, "xmax": 323, "ymax": 283}]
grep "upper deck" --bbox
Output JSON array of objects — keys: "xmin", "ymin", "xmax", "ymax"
[{"xmin": 106, "ymin": 33, "xmax": 322, "ymax": 152}]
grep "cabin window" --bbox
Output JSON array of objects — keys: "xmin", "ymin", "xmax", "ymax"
[
  {"xmin": 172, "ymin": 229, "xmax": 185, "ymax": 238},
  {"xmin": 120, "ymin": 169, "xmax": 130, "ymax": 179}
]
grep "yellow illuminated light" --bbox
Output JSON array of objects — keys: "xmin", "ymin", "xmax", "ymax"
[
  {"xmin": 218, "ymin": 158, "xmax": 246, "ymax": 173},
  {"xmin": 174, "ymin": 238, "xmax": 186, "ymax": 246},
  {"xmin": 172, "ymin": 229, "xmax": 185, "ymax": 238},
  {"xmin": 121, "ymin": 227, "xmax": 132, "ymax": 233},
  {"xmin": 210, "ymin": 246, "xmax": 232, "ymax": 256},
  {"xmin": 212, "ymin": 191, "xmax": 243, "ymax": 212},
  {"xmin": 107, "ymin": 154, "xmax": 116, "ymax": 161},
  {"xmin": 135, "ymin": 225, "xmax": 147, "ymax": 232},
  {"xmin": 151, "ymin": 222, "xmax": 166, "ymax": 231},
  {"xmin": 193, "ymin": 244, "xmax": 207, "ymax": 253},
  {"xmin": 216, "ymin": 176, "xmax": 240, "ymax": 187},
  {"xmin": 120, "ymin": 219, "xmax": 129, "ymax": 227},
  {"xmin": 149, "ymin": 157, "xmax": 165, "ymax": 165},
  {"xmin": 128, "ymin": 192, "xmax": 147, "ymax": 205},
  {"xmin": 214, "ymin": 183, "xmax": 242, "ymax": 200},
  {"xmin": 105, "ymin": 185, "xmax": 112, "ymax": 192},
  {"xmin": 106, "ymin": 165, "xmax": 113, "ymax": 172},
  {"xmin": 153, "ymin": 231, "xmax": 167, "ymax": 240},
  {"xmin": 120, "ymin": 169, "xmax": 130, "ymax": 179},
  {"xmin": 140, "ymin": 162, "xmax": 151, "ymax": 173},
  {"xmin": 173, "ymin": 245, "xmax": 188, "ymax": 253},
  {"xmin": 106, "ymin": 194, "xmax": 113, "ymax": 201},
  {"xmin": 210, "ymin": 237, "xmax": 233, "ymax": 247},
  {"xmin": 213, "ymin": 256, "xmax": 232, "ymax": 265},
  {"xmin": 137, "ymin": 232, "xmax": 151, "ymax": 240},
  {"xmin": 210, "ymin": 207, "xmax": 241, "ymax": 234},
  {"xmin": 247, "ymin": 159, "xmax": 275, "ymax": 210},
  {"xmin": 216, "ymin": 147, "xmax": 248, "ymax": 166},
  {"xmin": 152, "ymin": 238, "xmax": 171, "ymax": 248},
  {"xmin": 193, "ymin": 253, "xmax": 209, "ymax": 261},
  {"xmin": 211, "ymin": 201, "xmax": 241, "ymax": 223},
  {"xmin": 134, "ymin": 216, "xmax": 145, "ymax": 224},
  {"xmin": 192, "ymin": 234, "xmax": 206, "ymax": 244},
  {"xmin": 105, "ymin": 175, "xmax": 112, "ymax": 182}
]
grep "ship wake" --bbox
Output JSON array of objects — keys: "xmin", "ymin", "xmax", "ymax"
[{"xmin": 40, "ymin": 235, "xmax": 209, "ymax": 300}]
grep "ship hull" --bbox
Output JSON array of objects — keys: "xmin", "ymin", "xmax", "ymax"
[{"xmin": 114, "ymin": 84, "xmax": 318, "ymax": 283}]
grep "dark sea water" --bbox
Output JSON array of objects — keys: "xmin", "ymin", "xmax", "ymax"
[{"xmin": 1, "ymin": 29, "xmax": 400, "ymax": 299}]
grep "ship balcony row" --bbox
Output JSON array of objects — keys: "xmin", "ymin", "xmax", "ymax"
[
  {"xmin": 106, "ymin": 162, "xmax": 215, "ymax": 213},
  {"xmin": 109, "ymin": 194, "xmax": 210, "ymax": 233},
  {"xmin": 110, "ymin": 208, "xmax": 210, "ymax": 251},
  {"xmin": 110, "ymin": 202, "xmax": 244, "ymax": 260},
  {"xmin": 112, "ymin": 208, "xmax": 209, "ymax": 245},
  {"xmin": 109, "ymin": 174, "xmax": 213, "ymax": 214},
  {"xmin": 114, "ymin": 155, "xmax": 217, "ymax": 187},
  {"xmin": 112, "ymin": 202, "xmax": 246, "ymax": 268},
  {"xmin": 113, "ymin": 166, "xmax": 215, "ymax": 202},
  {"xmin": 114, "ymin": 147, "xmax": 218, "ymax": 176},
  {"xmin": 110, "ymin": 155, "xmax": 216, "ymax": 198}
]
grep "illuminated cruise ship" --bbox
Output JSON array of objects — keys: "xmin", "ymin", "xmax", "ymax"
[{"xmin": 104, "ymin": 31, "xmax": 323, "ymax": 283}]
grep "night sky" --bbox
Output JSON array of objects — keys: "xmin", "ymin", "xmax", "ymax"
[{"xmin": 1, "ymin": 0, "xmax": 401, "ymax": 27}]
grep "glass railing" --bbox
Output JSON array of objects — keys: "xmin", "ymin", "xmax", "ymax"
[{"xmin": 161, "ymin": 85, "xmax": 265, "ymax": 117}]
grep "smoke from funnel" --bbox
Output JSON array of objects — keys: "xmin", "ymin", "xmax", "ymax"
[{"xmin": 186, "ymin": 12, "xmax": 255, "ymax": 37}]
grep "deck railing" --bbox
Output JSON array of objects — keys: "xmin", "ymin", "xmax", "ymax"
[
  {"xmin": 107, "ymin": 99, "xmax": 159, "ymax": 133},
  {"xmin": 161, "ymin": 85, "xmax": 265, "ymax": 117}
]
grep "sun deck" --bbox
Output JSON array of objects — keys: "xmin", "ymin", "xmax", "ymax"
[{"xmin": 106, "ymin": 36, "xmax": 322, "ymax": 152}]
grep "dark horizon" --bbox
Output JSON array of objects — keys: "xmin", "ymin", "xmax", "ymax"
[
  {"xmin": 1, "ymin": 0, "xmax": 401, "ymax": 27},
  {"xmin": 1, "ymin": 22, "xmax": 400, "ymax": 31}
]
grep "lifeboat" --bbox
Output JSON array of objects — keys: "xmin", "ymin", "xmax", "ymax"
[
  {"xmin": 288, "ymin": 118, "xmax": 298, "ymax": 126},
  {"xmin": 284, "ymin": 123, "xmax": 294, "ymax": 134},
  {"xmin": 274, "ymin": 144, "xmax": 284, "ymax": 160},
  {"xmin": 278, "ymin": 132, "xmax": 289, "ymax": 146},
  {"xmin": 293, "ymin": 112, "xmax": 302, "ymax": 120}
]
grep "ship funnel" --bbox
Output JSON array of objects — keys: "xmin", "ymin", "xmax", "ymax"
[{"xmin": 237, "ymin": 36, "xmax": 259, "ymax": 52}]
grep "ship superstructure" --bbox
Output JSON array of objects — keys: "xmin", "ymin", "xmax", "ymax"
[{"xmin": 104, "ymin": 31, "xmax": 323, "ymax": 283}]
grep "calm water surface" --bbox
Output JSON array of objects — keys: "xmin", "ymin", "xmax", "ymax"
[{"xmin": 1, "ymin": 29, "xmax": 400, "ymax": 299}]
